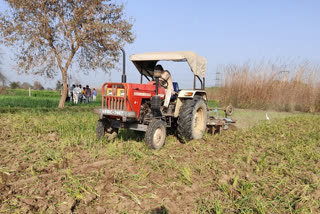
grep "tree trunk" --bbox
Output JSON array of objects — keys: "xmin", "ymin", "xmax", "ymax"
[
  {"xmin": 58, "ymin": 69, "xmax": 68, "ymax": 108},
  {"xmin": 53, "ymin": 42, "xmax": 78, "ymax": 108}
]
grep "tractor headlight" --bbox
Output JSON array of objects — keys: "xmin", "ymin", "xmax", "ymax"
[
  {"xmin": 184, "ymin": 92, "xmax": 193, "ymax": 96},
  {"xmin": 107, "ymin": 88, "xmax": 113, "ymax": 96},
  {"xmin": 117, "ymin": 89, "xmax": 125, "ymax": 97}
]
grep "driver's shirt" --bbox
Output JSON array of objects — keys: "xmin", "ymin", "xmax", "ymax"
[{"xmin": 160, "ymin": 70, "xmax": 174, "ymax": 107}]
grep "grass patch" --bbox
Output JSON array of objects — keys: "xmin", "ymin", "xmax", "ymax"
[
  {"xmin": 0, "ymin": 89, "xmax": 101, "ymax": 110},
  {"xmin": 0, "ymin": 89, "xmax": 319, "ymax": 213}
]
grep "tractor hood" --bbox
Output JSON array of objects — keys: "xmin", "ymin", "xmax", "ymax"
[{"xmin": 129, "ymin": 51, "xmax": 207, "ymax": 78}]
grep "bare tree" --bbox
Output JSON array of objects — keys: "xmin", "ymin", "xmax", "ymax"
[
  {"xmin": 0, "ymin": 0, "xmax": 134, "ymax": 107},
  {"xmin": 0, "ymin": 50, "xmax": 6, "ymax": 87},
  {"xmin": 0, "ymin": 72, "xmax": 6, "ymax": 87},
  {"xmin": 20, "ymin": 82, "xmax": 33, "ymax": 89},
  {"xmin": 33, "ymin": 81, "xmax": 44, "ymax": 90}
]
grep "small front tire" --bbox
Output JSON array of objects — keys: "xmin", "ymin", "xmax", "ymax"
[
  {"xmin": 145, "ymin": 119, "xmax": 167, "ymax": 150},
  {"xmin": 225, "ymin": 105, "xmax": 234, "ymax": 116},
  {"xmin": 96, "ymin": 119, "xmax": 118, "ymax": 142}
]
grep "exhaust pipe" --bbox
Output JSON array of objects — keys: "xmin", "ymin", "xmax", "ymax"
[{"xmin": 120, "ymin": 48, "xmax": 126, "ymax": 83}]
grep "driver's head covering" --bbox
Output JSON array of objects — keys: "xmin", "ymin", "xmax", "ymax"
[{"xmin": 154, "ymin": 64, "xmax": 164, "ymax": 71}]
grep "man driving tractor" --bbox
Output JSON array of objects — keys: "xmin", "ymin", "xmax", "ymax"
[{"xmin": 154, "ymin": 64, "xmax": 174, "ymax": 108}]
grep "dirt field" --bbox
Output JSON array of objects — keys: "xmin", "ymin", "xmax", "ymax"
[{"xmin": 0, "ymin": 108, "xmax": 319, "ymax": 213}]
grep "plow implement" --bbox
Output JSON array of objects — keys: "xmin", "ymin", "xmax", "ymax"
[{"xmin": 206, "ymin": 106, "xmax": 236, "ymax": 134}]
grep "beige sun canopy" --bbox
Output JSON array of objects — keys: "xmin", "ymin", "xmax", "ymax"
[{"xmin": 129, "ymin": 51, "xmax": 207, "ymax": 78}]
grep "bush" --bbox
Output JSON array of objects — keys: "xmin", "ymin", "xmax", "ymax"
[{"xmin": 10, "ymin": 81, "xmax": 20, "ymax": 89}]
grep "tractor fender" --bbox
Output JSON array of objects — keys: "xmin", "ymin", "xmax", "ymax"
[{"xmin": 174, "ymin": 90, "xmax": 207, "ymax": 117}]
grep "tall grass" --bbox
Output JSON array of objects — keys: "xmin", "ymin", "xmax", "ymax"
[{"xmin": 210, "ymin": 60, "xmax": 320, "ymax": 112}]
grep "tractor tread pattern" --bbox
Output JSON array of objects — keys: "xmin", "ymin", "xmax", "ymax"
[
  {"xmin": 96, "ymin": 119, "xmax": 118, "ymax": 142},
  {"xmin": 145, "ymin": 119, "xmax": 166, "ymax": 150},
  {"xmin": 96, "ymin": 119, "xmax": 106, "ymax": 140},
  {"xmin": 177, "ymin": 96, "xmax": 206, "ymax": 143}
]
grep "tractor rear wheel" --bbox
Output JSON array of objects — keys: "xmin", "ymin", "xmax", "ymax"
[
  {"xmin": 177, "ymin": 96, "xmax": 208, "ymax": 142},
  {"xmin": 96, "ymin": 119, "xmax": 118, "ymax": 142},
  {"xmin": 145, "ymin": 119, "xmax": 167, "ymax": 149}
]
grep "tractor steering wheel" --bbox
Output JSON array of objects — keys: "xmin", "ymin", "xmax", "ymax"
[{"xmin": 159, "ymin": 77, "xmax": 168, "ymax": 89}]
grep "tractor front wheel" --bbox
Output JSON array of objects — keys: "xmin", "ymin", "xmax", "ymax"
[
  {"xmin": 96, "ymin": 119, "xmax": 118, "ymax": 142},
  {"xmin": 145, "ymin": 119, "xmax": 167, "ymax": 149}
]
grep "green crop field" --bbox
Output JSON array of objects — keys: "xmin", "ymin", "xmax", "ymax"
[
  {"xmin": 0, "ymin": 90, "xmax": 319, "ymax": 213},
  {"xmin": 0, "ymin": 89, "xmax": 101, "ymax": 112}
]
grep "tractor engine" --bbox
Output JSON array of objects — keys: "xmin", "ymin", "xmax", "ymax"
[{"xmin": 95, "ymin": 81, "xmax": 166, "ymax": 124}]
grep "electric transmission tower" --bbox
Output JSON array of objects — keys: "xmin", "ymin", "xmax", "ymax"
[{"xmin": 215, "ymin": 70, "xmax": 221, "ymax": 87}]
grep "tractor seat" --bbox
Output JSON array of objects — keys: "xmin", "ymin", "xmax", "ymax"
[
  {"xmin": 173, "ymin": 82, "xmax": 179, "ymax": 93},
  {"xmin": 170, "ymin": 82, "xmax": 179, "ymax": 101}
]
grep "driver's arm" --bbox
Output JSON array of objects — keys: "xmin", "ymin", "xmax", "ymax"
[
  {"xmin": 160, "ymin": 70, "xmax": 174, "ymax": 94},
  {"xmin": 161, "ymin": 70, "xmax": 171, "ymax": 81}
]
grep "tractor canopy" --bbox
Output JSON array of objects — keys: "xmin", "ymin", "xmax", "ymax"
[{"xmin": 129, "ymin": 51, "xmax": 207, "ymax": 78}]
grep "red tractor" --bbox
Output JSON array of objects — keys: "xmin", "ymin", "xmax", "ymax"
[{"xmin": 94, "ymin": 51, "xmax": 233, "ymax": 149}]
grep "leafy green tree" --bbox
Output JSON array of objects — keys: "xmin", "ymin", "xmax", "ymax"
[
  {"xmin": 9, "ymin": 81, "xmax": 20, "ymax": 89},
  {"xmin": 56, "ymin": 80, "xmax": 63, "ymax": 91},
  {"xmin": 0, "ymin": 0, "xmax": 134, "ymax": 107}
]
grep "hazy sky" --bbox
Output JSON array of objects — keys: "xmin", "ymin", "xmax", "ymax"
[{"xmin": 1, "ymin": 0, "xmax": 320, "ymax": 89}]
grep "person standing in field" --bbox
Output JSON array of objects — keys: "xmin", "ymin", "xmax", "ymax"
[
  {"xmin": 81, "ymin": 87, "xmax": 86, "ymax": 103},
  {"xmin": 78, "ymin": 85, "xmax": 83, "ymax": 103},
  {"xmin": 78, "ymin": 84, "xmax": 82, "ymax": 102},
  {"xmin": 69, "ymin": 84, "xmax": 75, "ymax": 103},
  {"xmin": 92, "ymin": 88, "xmax": 97, "ymax": 101},
  {"xmin": 72, "ymin": 85, "xmax": 77, "ymax": 104},
  {"xmin": 73, "ymin": 85, "xmax": 81, "ymax": 104},
  {"xmin": 85, "ymin": 85, "xmax": 92, "ymax": 103}
]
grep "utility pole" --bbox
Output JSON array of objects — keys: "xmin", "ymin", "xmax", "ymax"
[
  {"xmin": 280, "ymin": 70, "xmax": 289, "ymax": 82},
  {"xmin": 215, "ymin": 69, "xmax": 221, "ymax": 87}
]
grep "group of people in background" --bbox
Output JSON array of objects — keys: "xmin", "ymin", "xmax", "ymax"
[{"xmin": 68, "ymin": 84, "xmax": 97, "ymax": 104}]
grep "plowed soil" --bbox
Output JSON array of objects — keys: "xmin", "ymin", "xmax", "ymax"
[{"xmin": 1, "ymin": 111, "xmax": 319, "ymax": 213}]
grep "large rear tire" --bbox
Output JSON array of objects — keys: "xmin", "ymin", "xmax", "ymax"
[
  {"xmin": 145, "ymin": 119, "xmax": 167, "ymax": 150},
  {"xmin": 177, "ymin": 96, "xmax": 208, "ymax": 142},
  {"xmin": 96, "ymin": 119, "xmax": 118, "ymax": 142}
]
